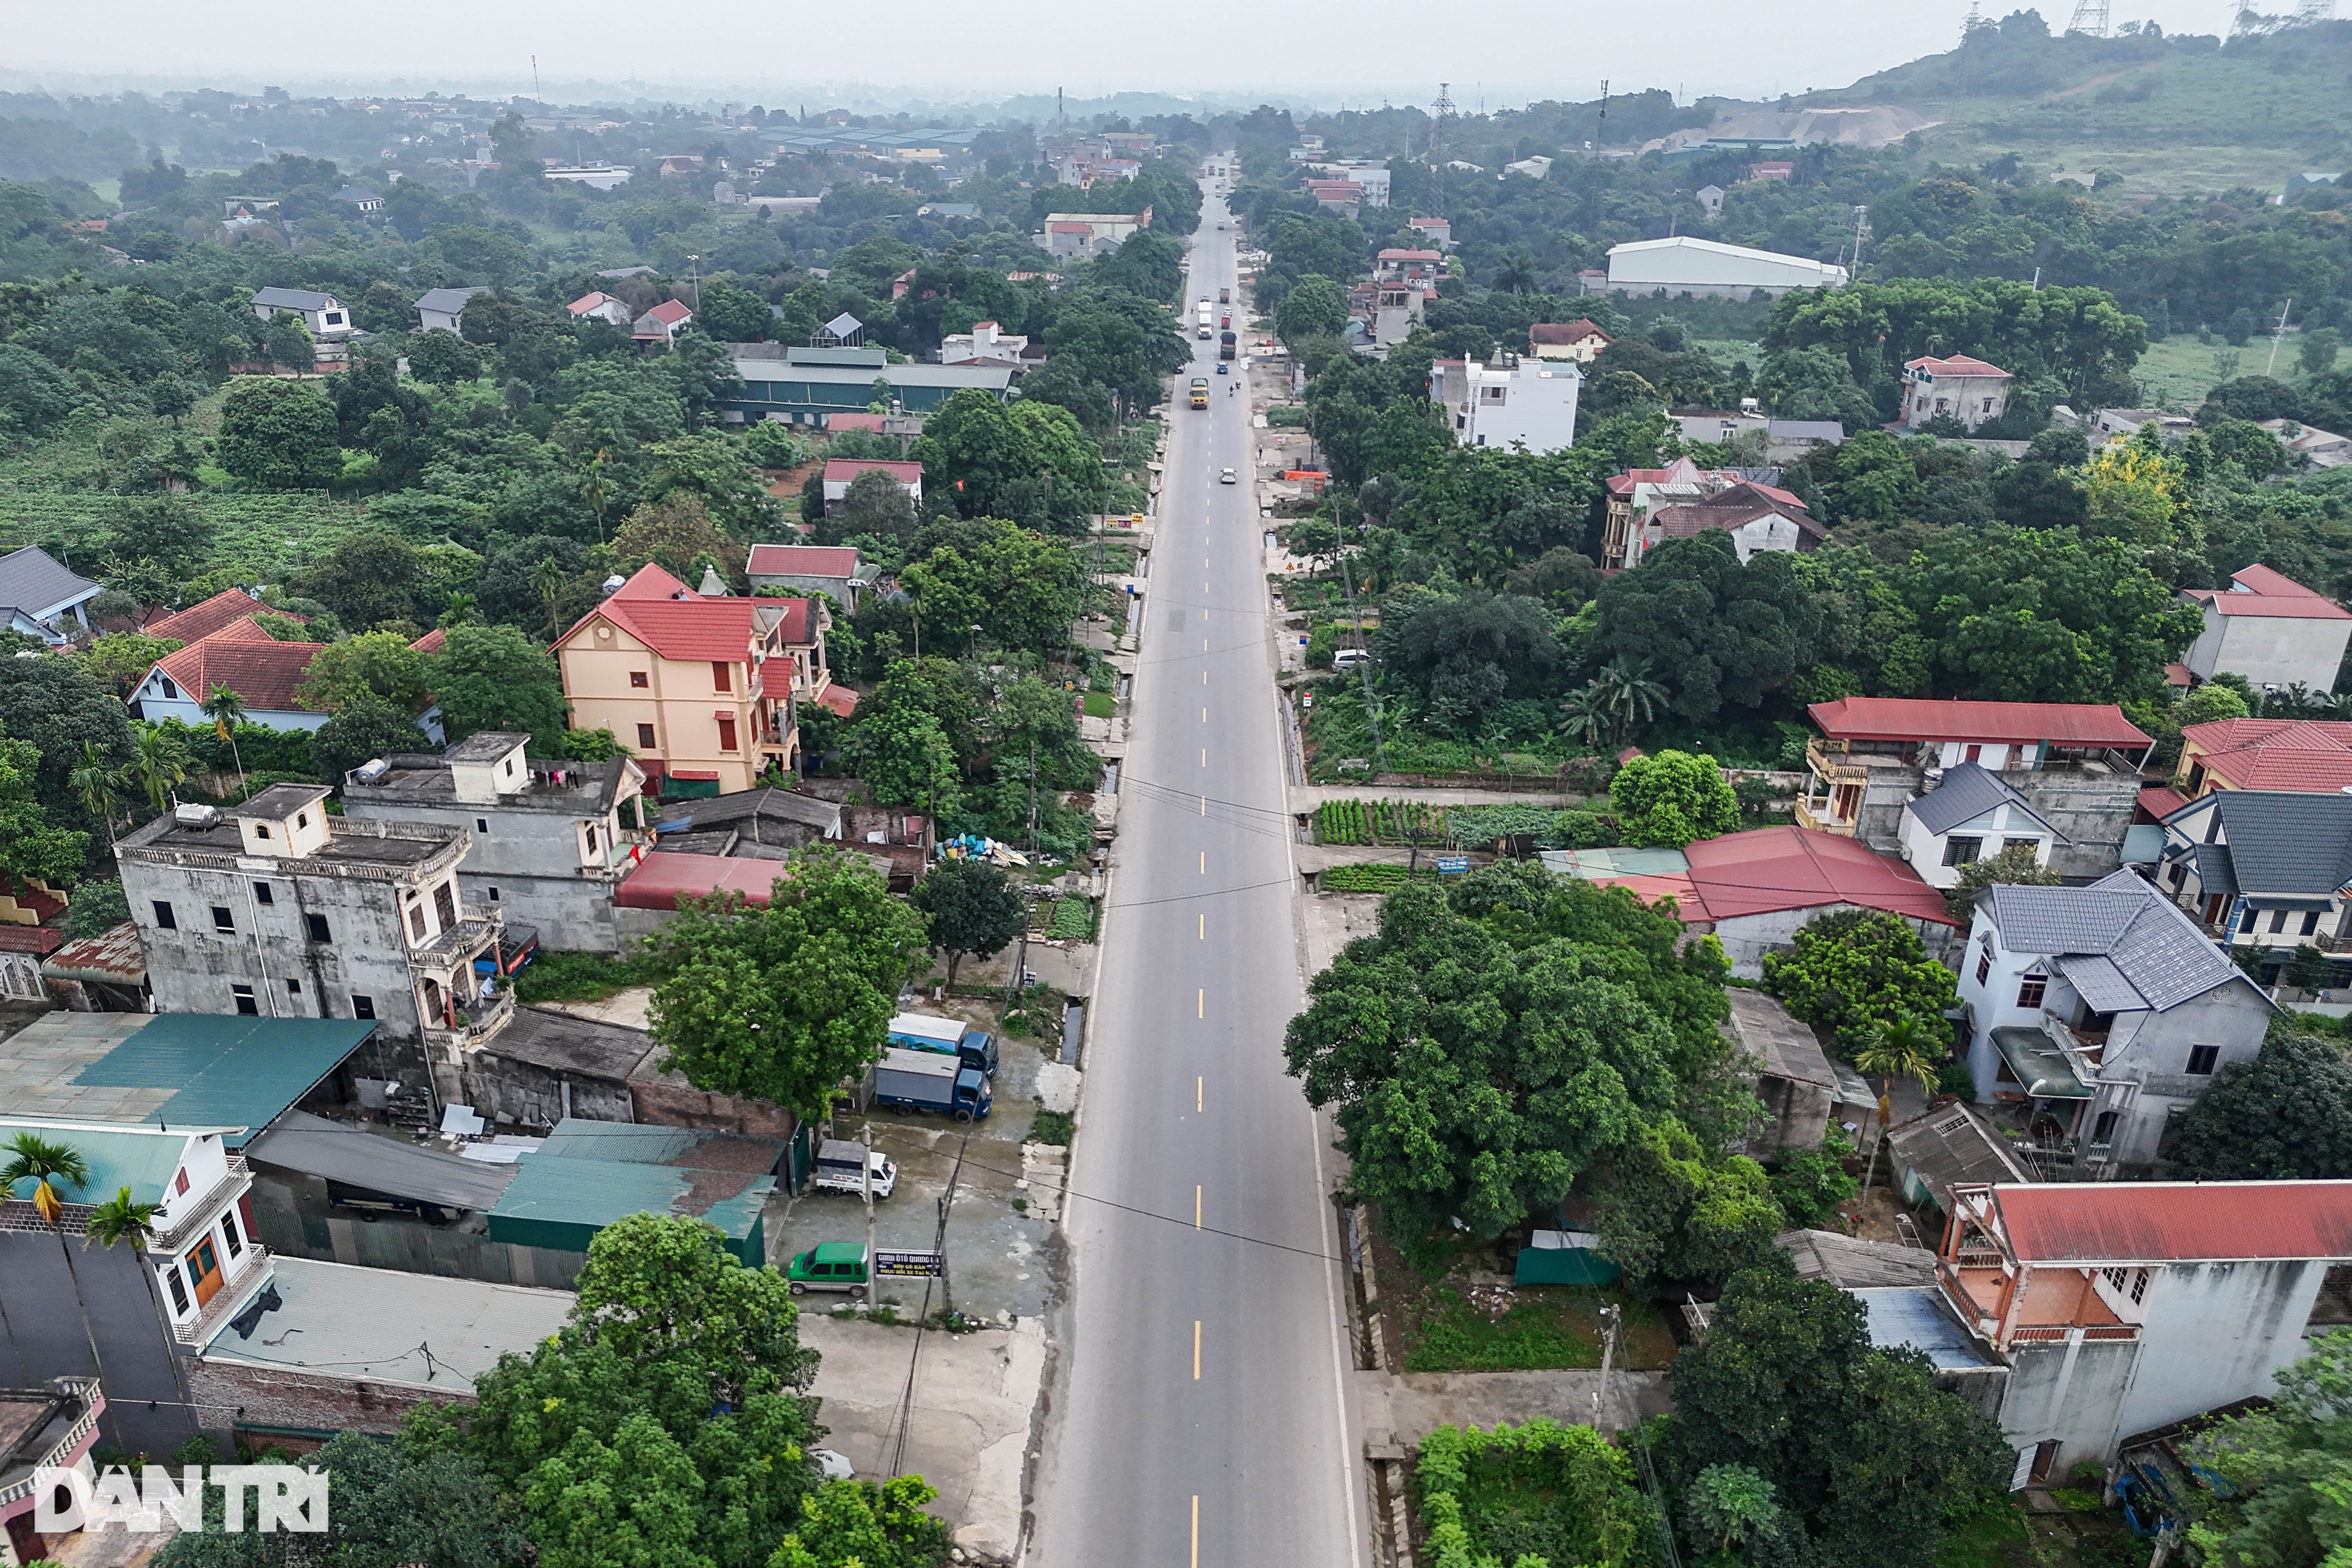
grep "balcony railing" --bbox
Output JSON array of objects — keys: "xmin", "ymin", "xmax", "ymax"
[
  {"xmin": 173, "ymin": 1244, "xmax": 273, "ymax": 1346},
  {"xmin": 428, "ymin": 988, "xmax": 514, "ymax": 1045},
  {"xmin": 151, "ymin": 1155, "xmax": 247, "ymax": 1252},
  {"xmin": 408, "ymin": 914, "xmax": 502, "ymax": 969},
  {"xmin": 0, "ymin": 1378, "xmax": 102, "ymax": 1507},
  {"xmin": 1793, "ymin": 797, "xmax": 1858, "ymax": 837}
]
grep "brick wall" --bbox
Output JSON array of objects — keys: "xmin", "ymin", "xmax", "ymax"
[{"xmin": 190, "ymin": 1357, "xmax": 470, "ymax": 1442}]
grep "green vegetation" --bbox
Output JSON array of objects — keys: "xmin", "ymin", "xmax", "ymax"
[
  {"xmin": 1318, "ymin": 863, "xmax": 1436, "ymax": 893},
  {"xmin": 512, "ymin": 947, "xmax": 674, "ymax": 1005},
  {"xmin": 1046, "ymin": 897, "xmax": 1097, "ymax": 941},
  {"xmin": 1415, "ymin": 1419, "xmax": 1659, "ymax": 1568}
]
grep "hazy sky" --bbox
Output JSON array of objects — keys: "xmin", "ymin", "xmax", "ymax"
[{"xmin": 11, "ymin": 0, "xmax": 2264, "ymax": 107}]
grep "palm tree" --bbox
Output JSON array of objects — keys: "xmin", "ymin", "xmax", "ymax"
[
  {"xmin": 200, "ymin": 684, "xmax": 248, "ymax": 797},
  {"xmin": 579, "ymin": 449, "xmax": 612, "ymax": 541},
  {"xmin": 1559, "ymin": 683, "xmax": 1610, "ymax": 746},
  {"xmin": 531, "ymin": 557, "xmax": 568, "ymax": 642},
  {"xmin": 2, "ymin": 1133, "xmax": 114, "ymax": 1437},
  {"xmin": 1594, "ymin": 657, "xmax": 1667, "ymax": 741},
  {"xmin": 69, "ymin": 740, "xmax": 123, "ymax": 857},
  {"xmin": 128, "ymin": 724, "xmax": 192, "ymax": 815},
  {"xmin": 1853, "ymin": 1014, "xmax": 1945, "ymax": 1100}
]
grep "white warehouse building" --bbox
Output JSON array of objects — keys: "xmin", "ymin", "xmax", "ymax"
[{"xmin": 1604, "ymin": 236, "xmax": 1849, "ymax": 299}]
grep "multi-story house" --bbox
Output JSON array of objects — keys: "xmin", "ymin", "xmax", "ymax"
[
  {"xmin": 1953, "ymin": 871, "xmax": 2273, "ymax": 1172},
  {"xmin": 1426, "ymin": 352, "xmax": 1581, "ymax": 456},
  {"xmin": 339, "ymin": 732, "xmax": 651, "ymax": 954},
  {"xmin": 2178, "ymin": 563, "xmax": 2352, "ymax": 696},
  {"xmin": 1797, "ymin": 698, "xmax": 2152, "ymax": 878},
  {"xmin": 2157, "ymin": 787, "xmax": 2352, "ymax": 982},
  {"xmin": 114, "ymin": 783, "xmax": 506, "ymax": 1102},
  {"xmin": 554, "ymin": 563, "xmax": 836, "ymax": 795},
  {"xmin": 2176, "ymin": 716, "xmax": 2352, "ymax": 797},
  {"xmin": 1897, "ymin": 762, "xmax": 2067, "ymax": 889},
  {"xmin": 1902, "ymin": 354, "xmax": 2012, "ymax": 431},
  {"xmin": 1932, "ymin": 1180, "xmax": 2352, "ymax": 1476},
  {"xmin": 1596, "ymin": 457, "xmax": 1811, "ymax": 571},
  {"xmin": 0, "ymin": 1118, "xmax": 275, "ymax": 1457},
  {"xmin": 1528, "ymin": 319, "xmax": 1611, "ymax": 363}
]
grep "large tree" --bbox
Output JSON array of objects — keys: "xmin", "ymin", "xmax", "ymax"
[
  {"xmin": 454, "ymin": 1213, "xmax": 826, "ymax": 1568},
  {"xmin": 910, "ymin": 856, "xmax": 1025, "ymax": 986},
  {"xmin": 647, "ymin": 846, "xmax": 927, "ymax": 1118},
  {"xmin": 1593, "ymin": 534, "xmax": 1822, "ymax": 723},
  {"xmin": 0, "ymin": 653, "xmax": 134, "ymax": 862},
  {"xmin": 2184, "ymin": 1330, "xmax": 2352, "ymax": 1568},
  {"xmin": 1667, "ymin": 1265, "xmax": 2011, "ymax": 1568},
  {"xmin": 297, "ymin": 630, "xmax": 430, "ymax": 715},
  {"xmin": 216, "ymin": 377, "xmax": 345, "ymax": 490},
  {"xmin": 426, "ymin": 623, "xmax": 570, "ymax": 752},
  {"xmin": 1609, "ymin": 750, "xmax": 1739, "ymax": 849},
  {"xmin": 1762, "ymin": 909, "xmax": 1958, "ymax": 1044},
  {"xmin": 2165, "ymin": 1032, "xmax": 2352, "ymax": 1181},
  {"xmin": 1284, "ymin": 880, "xmax": 1686, "ymax": 1252}
]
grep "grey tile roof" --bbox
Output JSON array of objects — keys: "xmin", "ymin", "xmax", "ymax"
[
  {"xmin": 0, "ymin": 546, "xmax": 99, "ymax": 618},
  {"xmin": 2185, "ymin": 841, "xmax": 2238, "ymax": 895},
  {"xmin": 1906, "ymin": 762, "xmax": 2063, "ymax": 839},
  {"xmin": 1724, "ymin": 989, "xmax": 1836, "ymax": 1089},
  {"xmin": 252, "ymin": 285, "xmax": 337, "ymax": 312},
  {"xmin": 1778, "ymin": 1229, "xmax": 1935, "ymax": 1288},
  {"xmin": 2206, "ymin": 790, "xmax": 2352, "ymax": 894},
  {"xmin": 1985, "ymin": 874, "xmax": 2254, "ymax": 1012},
  {"xmin": 414, "ymin": 285, "xmax": 490, "ymax": 314}
]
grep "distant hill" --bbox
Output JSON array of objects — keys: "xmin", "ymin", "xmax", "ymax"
[{"xmin": 1811, "ymin": 11, "xmax": 2352, "ymax": 191}]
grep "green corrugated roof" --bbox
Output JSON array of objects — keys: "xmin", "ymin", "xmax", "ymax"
[
  {"xmin": 486, "ymin": 1119, "xmax": 780, "ymax": 1243},
  {"xmin": 0, "ymin": 1120, "xmax": 211, "ymax": 1207},
  {"xmin": 73, "ymin": 1015, "xmax": 377, "ymax": 1145}
]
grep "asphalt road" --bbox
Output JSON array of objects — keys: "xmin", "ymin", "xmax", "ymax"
[{"xmin": 1026, "ymin": 186, "xmax": 1362, "ymax": 1567}]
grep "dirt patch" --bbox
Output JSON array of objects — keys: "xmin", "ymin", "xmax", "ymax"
[{"xmin": 1363, "ymin": 1216, "xmax": 1676, "ymax": 1375}]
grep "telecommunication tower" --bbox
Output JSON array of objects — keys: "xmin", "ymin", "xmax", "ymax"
[
  {"xmin": 1429, "ymin": 82, "xmax": 1455, "ymax": 167},
  {"xmin": 2064, "ymin": 0, "xmax": 2110, "ymax": 35}
]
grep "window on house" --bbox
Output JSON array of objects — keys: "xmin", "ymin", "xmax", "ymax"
[
  {"xmin": 2002, "ymin": 839, "xmax": 2039, "ymax": 858},
  {"xmin": 2103, "ymin": 1265, "xmax": 2126, "ymax": 1292},
  {"xmin": 352, "ymin": 995, "xmax": 376, "ymax": 1020},
  {"xmin": 2017, "ymin": 975, "xmax": 2046, "ymax": 1009},
  {"xmin": 152, "ymin": 901, "xmax": 176, "ymax": 930},
  {"xmin": 2303, "ymin": 910, "xmax": 2322, "ymax": 936},
  {"xmin": 231, "ymin": 984, "xmax": 258, "ymax": 1016},
  {"xmin": 253, "ymin": 881, "xmax": 273, "ymax": 905},
  {"xmin": 713, "ymin": 661, "xmax": 732, "ymax": 693},
  {"xmin": 305, "ymin": 913, "xmax": 329, "ymax": 943},
  {"xmin": 717, "ymin": 715, "xmax": 739, "ymax": 752},
  {"xmin": 476, "ymin": 817, "xmax": 490, "ymax": 834},
  {"xmin": 409, "ymin": 905, "xmax": 428, "ymax": 941},
  {"xmin": 637, "ymin": 723, "xmax": 657, "ymax": 749},
  {"xmin": 2270, "ymin": 909, "xmax": 2290, "ymax": 935},
  {"xmin": 2168, "ymin": 864, "xmax": 2187, "ymax": 890},
  {"xmin": 630, "ymin": 671, "xmax": 650, "ymax": 688},
  {"xmin": 2130, "ymin": 1269, "xmax": 2149, "ymax": 1304},
  {"xmin": 2093, "ymin": 1110, "xmax": 2119, "ymax": 1143},
  {"xmin": 585, "ymin": 826, "xmax": 599, "ymax": 854},
  {"xmin": 296, "ymin": 813, "xmax": 307, "ymax": 829},
  {"xmin": 285, "ymin": 978, "xmax": 300, "ymax": 997},
  {"xmin": 253, "ymin": 823, "xmax": 270, "ymax": 839},
  {"xmin": 221, "ymin": 1206, "xmax": 241, "ymax": 1256},
  {"xmin": 433, "ymin": 881, "xmax": 457, "ymax": 930},
  {"xmin": 211, "ymin": 906, "xmax": 234, "ymax": 933},
  {"xmin": 2242, "ymin": 906, "xmax": 2262, "ymax": 935},
  {"xmin": 165, "ymin": 1265, "xmax": 189, "ymax": 1315},
  {"xmin": 160, "ymin": 677, "xmax": 178, "ymax": 700},
  {"xmin": 1943, "ymin": 836, "xmax": 1984, "ymax": 868},
  {"xmin": 2187, "ymin": 1044, "xmax": 2221, "ymax": 1074},
  {"xmin": 487, "ymin": 887, "xmax": 500, "ymax": 902},
  {"xmin": 175, "ymin": 1168, "xmax": 190, "ymax": 1196},
  {"xmin": 1976, "ymin": 947, "xmax": 1993, "ymax": 985}
]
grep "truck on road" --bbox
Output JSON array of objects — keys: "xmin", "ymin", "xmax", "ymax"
[
  {"xmin": 809, "ymin": 1139, "xmax": 896, "ymax": 1198},
  {"xmin": 1190, "ymin": 377, "xmax": 1209, "ymax": 408},
  {"xmin": 1220, "ymin": 330, "xmax": 1236, "ymax": 360},
  {"xmin": 869, "ymin": 1046, "xmax": 993, "ymax": 1120},
  {"xmin": 1219, "ymin": 287, "xmax": 1230, "ymax": 304},
  {"xmin": 887, "ymin": 1011, "xmax": 998, "ymax": 1075}
]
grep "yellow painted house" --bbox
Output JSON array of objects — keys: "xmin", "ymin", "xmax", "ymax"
[{"xmin": 553, "ymin": 564, "xmax": 853, "ymax": 797}]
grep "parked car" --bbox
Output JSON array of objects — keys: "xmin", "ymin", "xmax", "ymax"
[
  {"xmin": 809, "ymin": 1139, "xmax": 896, "ymax": 1198},
  {"xmin": 786, "ymin": 1241, "xmax": 870, "ymax": 1298}
]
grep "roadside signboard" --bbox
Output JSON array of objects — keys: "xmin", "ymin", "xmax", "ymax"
[
  {"xmin": 874, "ymin": 1249, "xmax": 946, "ymax": 1278},
  {"xmin": 1435, "ymin": 856, "xmax": 1469, "ymax": 875}
]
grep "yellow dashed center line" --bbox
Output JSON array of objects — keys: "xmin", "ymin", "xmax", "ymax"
[
  {"xmin": 1198, "ymin": 989, "xmax": 1205, "ymax": 1018},
  {"xmin": 1194, "ymin": 1320, "xmax": 1201, "ymax": 1379}
]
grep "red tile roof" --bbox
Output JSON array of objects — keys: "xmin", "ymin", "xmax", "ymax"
[
  {"xmin": 822, "ymin": 459, "xmax": 923, "ymax": 486},
  {"xmin": 410, "ymin": 626, "xmax": 446, "ymax": 655},
  {"xmin": 1808, "ymin": 697, "xmax": 2151, "ymax": 748},
  {"xmin": 154, "ymin": 635, "xmax": 327, "ymax": 713},
  {"xmin": 567, "ymin": 291, "xmax": 623, "ymax": 314},
  {"xmin": 2182, "ymin": 717, "xmax": 2352, "ymax": 792},
  {"xmin": 2182, "ymin": 563, "xmax": 2352, "ymax": 621},
  {"xmin": 563, "ymin": 563, "xmax": 763, "ymax": 662},
  {"xmin": 1680, "ymin": 825, "xmax": 1958, "ymax": 927},
  {"xmin": 1904, "ymin": 354, "xmax": 2012, "ymax": 379},
  {"xmin": 824, "ymin": 412, "xmax": 887, "ymax": 433},
  {"xmin": 1377, "ymin": 248, "xmax": 1443, "ymax": 261},
  {"xmin": 0, "ymin": 926, "xmax": 65, "ymax": 955},
  {"xmin": 1992, "ymin": 1180, "xmax": 2352, "ymax": 1263},
  {"xmin": 642, "ymin": 299, "xmax": 692, "ymax": 325},
  {"xmin": 616, "ymin": 850, "xmax": 788, "ymax": 909},
  {"xmin": 147, "ymin": 588, "xmax": 300, "ymax": 645},
  {"xmin": 747, "ymin": 544, "xmax": 860, "ymax": 578},
  {"xmin": 2136, "ymin": 783, "xmax": 2190, "ymax": 821},
  {"xmin": 1049, "ymin": 222, "xmax": 1093, "ymax": 233},
  {"xmin": 1530, "ymin": 319, "xmax": 1610, "ymax": 345},
  {"xmin": 817, "ymin": 683, "xmax": 860, "ymax": 717}
]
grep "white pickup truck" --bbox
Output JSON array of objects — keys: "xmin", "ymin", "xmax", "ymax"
[{"xmin": 809, "ymin": 1138, "xmax": 896, "ymax": 1198}]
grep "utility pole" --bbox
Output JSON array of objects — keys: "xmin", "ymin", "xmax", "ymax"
[
  {"xmin": 2265, "ymin": 298, "xmax": 2295, "ymax": 376},
  {"xmin": 1592, "ymin": 1303, "xmax": 1623, "ymax": 1436},
  {"xmin": 1595, "ymin": 80, "xmax": 1610, "ymax": 160},
  {"xmin": 862, "ymin": 1121, "xmax": 876, "ymax": 1301},
  {"xmin": 531, "ymin": 55, "xmax": 541, "ymax": 103}
]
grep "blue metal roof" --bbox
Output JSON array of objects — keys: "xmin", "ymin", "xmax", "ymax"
[
  {"xmin": 1853, "ymin": 1286, "xmax": 1999, "ymax": 1370},
  {"xmin": 71, "ymin": 1014, "xmax": 378, "ymax": 1145}
]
